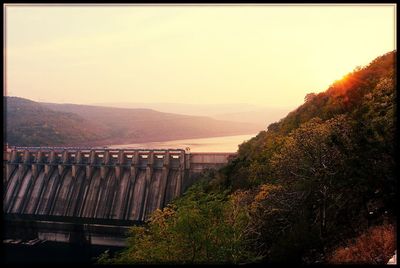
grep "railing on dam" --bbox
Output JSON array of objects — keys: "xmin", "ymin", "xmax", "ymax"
[{"xmin": 3, "ymin": 147, "xmax": 236, "ymax": 246}]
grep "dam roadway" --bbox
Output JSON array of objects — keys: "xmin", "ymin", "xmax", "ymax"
[{"xmin": 3, "ymin": 147, "xmax": 236, "ymax": 247}]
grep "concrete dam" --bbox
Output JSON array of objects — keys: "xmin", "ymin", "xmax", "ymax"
[{"xmin": 3, "ymin": 147, "xmax": 235, "ymax": 247}]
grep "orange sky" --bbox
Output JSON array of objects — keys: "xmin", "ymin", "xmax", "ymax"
[{"xmin": 4, "ymin": 4, "xmax": 396, "ymax": 108}]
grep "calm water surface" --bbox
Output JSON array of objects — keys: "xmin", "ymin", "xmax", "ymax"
[{"xmin": 108, "ymin": 134, "xmax": 257, "ymax": 152}]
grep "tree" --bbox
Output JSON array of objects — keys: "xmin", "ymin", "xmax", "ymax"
[
  {"xmin": 271, "ymin": 115, "xmax": 355, "ymax": 240},
  {"xmin": 98, "ymin": 181, "xmax": 257, "ymax": 264}
]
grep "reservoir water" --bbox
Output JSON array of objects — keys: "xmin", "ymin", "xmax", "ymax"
[{"xmin": 108, "ymin": 133, "xmax": 257, "ymax": 152}]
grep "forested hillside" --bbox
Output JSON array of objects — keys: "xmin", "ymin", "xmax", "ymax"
[
  {"xmin": 5, "ymin": 97, "xmax": 108, "ymax": 146},
  {"xmin": 5, "ymin": 97, "xmax": 260, "ymax": 146},
  {"xmin": 41, "ymin": 102, "xmax": 260, "ymax": 144},
  {"xmin": 100, "ymin": 51, "xmax": 396, "ymax": 265}
]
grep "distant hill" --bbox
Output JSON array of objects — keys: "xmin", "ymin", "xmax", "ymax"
[
  {"xmin": 92, "ymin": 102, "xmax": 293, "ymax": 129},
  {"xmin": 91, "ymin": 102, "xmax": 261, "ymax": 117},
  {"xmin": 5, "ymin": 97, "xmax": 261, "ymax": 147},
  {"xmin": 5, "ymin": 97, "xmax": 108, "ymax": 146}
]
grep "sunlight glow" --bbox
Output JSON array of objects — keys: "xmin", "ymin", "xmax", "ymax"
[{"xmin": 4, "ymin": 4, "xmax": 396, "ymax": 108}]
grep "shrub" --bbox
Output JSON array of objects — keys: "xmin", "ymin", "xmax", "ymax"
[{"xmin": 327, "ymin": 224, "xmax": 396, "ymax": 264}]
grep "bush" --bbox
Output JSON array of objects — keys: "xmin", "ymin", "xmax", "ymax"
[
  {"xmin": 327, "ymin": 224, "xmax": 396, "ymax": 264},
  {"xmin": 98, "ymin": 181, "xmax": 257, "ymax": 264}
]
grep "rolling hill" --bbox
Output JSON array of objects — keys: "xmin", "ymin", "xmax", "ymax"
[
  {"xmin": 93, "ymin": 102, "xmax": 293, "ymax": 129},
  {"xmin": 5, "ymin": 97, "xmax": 261, "ymax": 147}
]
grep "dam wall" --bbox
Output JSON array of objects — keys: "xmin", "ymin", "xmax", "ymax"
[{"xmin": 3, "ymin": 147, "xmax": 236, "ymax": 246}]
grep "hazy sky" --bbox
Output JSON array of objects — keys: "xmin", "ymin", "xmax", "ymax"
[{"xmin": 5, "ymin": 4, "xmax": 396, "ymax": 108}]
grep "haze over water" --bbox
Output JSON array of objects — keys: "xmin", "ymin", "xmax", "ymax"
[{"xmin": 108, "ymin": 134, "xmax": 256, "ymax": 152}]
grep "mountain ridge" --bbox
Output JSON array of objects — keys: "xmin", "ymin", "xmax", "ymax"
[{"xmin": 5, "ymin": 96, "xmax": 261, "ymax": 147}]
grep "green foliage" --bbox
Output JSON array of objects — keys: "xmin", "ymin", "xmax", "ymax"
[
  {"xmin": 224, "ymin": 51, "xmax": 396, "ymax": 194},
  {"xmin": 228, "ymin": 51, "xmax": 396, "ymax": 263},
  {"xmin": 270, "ymin": 115, "xmax": 363, "ymax": 250},
  {"xmin": 99, "ymin": 181, "xmax": 258, "ymax": 264},
  {"xmin": 214, "ymin": 50, "xmax": 396, "ymax": 263},
  {"xmin": 98, "ymin": 50, "xmax": 396, "ymax": 265}
]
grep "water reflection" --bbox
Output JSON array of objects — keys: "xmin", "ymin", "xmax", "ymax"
[{"xmin": 108, "ymin": 134, "xmax": 256, "ymax": 152}]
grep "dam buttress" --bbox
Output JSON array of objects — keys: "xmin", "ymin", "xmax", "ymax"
[{"xmin": 3, "ymin": 147, "xmax": 235, "ymax": 246}]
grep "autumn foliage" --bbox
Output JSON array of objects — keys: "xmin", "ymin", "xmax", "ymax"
[{"xmin": 328, "ymin": 224, "xmax": 396, "ymax": 264}]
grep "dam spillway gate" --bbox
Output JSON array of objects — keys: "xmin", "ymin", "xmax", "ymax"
[{"xmin": 3, "ymin": 148, "xmax": 235, "ymax": 246}]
